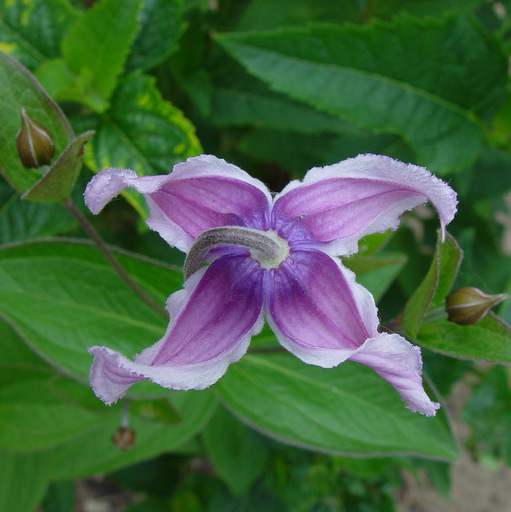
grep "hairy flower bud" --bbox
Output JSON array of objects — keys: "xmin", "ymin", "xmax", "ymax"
[
  {"xmin": 15, "ymin": 107, "xmax": 55, "ymax": 168},
  {"xmin": 446, "ymin": 287, "xmax": 507, "ymax": 325}
]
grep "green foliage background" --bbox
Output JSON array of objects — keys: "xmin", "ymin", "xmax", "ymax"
[{"xmin": 1, "ymin": 0, "xmax": 511, "ymax": 510}]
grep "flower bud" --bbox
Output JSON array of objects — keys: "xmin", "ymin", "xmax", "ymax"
[
  {"xmin": 112, "ymin": 426, "xmax": 136, "ymax": 450},
  {"xmin": 15, "ymin": 107, "xmax": 55, "ymax": 168},
  {"xmin": 446, "ymin": 287, "xmax": 507, "ymax": 325}
]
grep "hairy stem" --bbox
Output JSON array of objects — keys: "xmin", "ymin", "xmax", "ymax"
[
  {"xmin": 63, "ymin": 198, "xmax": 167, "ymax": 319},
  {"xmin": 184, "ymin": 226, "xmax": 283, "ymax": 279}
]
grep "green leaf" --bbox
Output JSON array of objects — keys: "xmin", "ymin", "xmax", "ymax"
[
  {"xmin": 208, "ymin": 61, "xmax": 357, "ymax": 135},
  {"xmin": 238, "ymin": 128, "xmax": 405, "ymax": 177},
  {"xmin": 401, "ymin": 233, "xmax": 462, "ymax": 338},
  {"xmin": 0, "ymin": 52, "xmax": 74, "ymax": 192},
  {"xmin": 216, "ymin": 353, "xmax": 458, "ymax": 460},
  {"xmin": 36, "ymin": 0, "xmax": 142, "ymax": 112},
  {"xmin": 237, "ymin": 0, "xmax": 362, "ymax": 30},
  {"xmin": 237, "ymin": 0, "xmax": 484, "ymax": 30},
  {"xmin": 0, "ymin": 185, "xmax": 74, "ymax": 244},
  {"xmin": 49, "ymin": 390, "xmax": 217, "ymax": 478},
  {"xmin": 417, "ymin": 313, "xmax": 511, "ymax": 363},
  {"xmin": 0, "ymin": 449, "xmax": 54, "ymax": 512},
  {"xmin": 0, "ymin": 239, "xmax": 181, "ymax": 385},
  {"xmin": 41, "ymin": 481, "xmax": 75, "ymax": 512},
  {"xmin": 0, "ymin": 367, "xmax": 113, "ymax": 452},
  {"xmin": 126, "ymin": 0, "xmax": 185, "ymax": 72},
  {"xmin": 202, "ymin": 405, "xmax": 269, "ymax": 494},
  {"xmin": 343, "ymin": 252, "xmax": 408, "ymax": 302},
  {"xmin": 0, "ymin": 0, "xmax": 79, "ymax": 69},
  {"xmin": 463, "ymin": 366, "xmax": 511, "ymax": 464},
  {"xmin": 0, "ymin": 314, "xmax": 46, "ymax": 366},
  {"xmin": 217, "ymin": 16, "xmax": 507, "ymax": 173},
  {"xmin": 21, "ymin": 130, "xmax": 94, "ymax": 203},
  {"xmin": 84, "ymin": 73, "xmax": 201, "ymax": 215}
]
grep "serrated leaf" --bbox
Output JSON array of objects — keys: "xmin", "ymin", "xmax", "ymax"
[
  {"xmin": 217, "ymin": 16, "xmax": 507, "ymax": 173},
  {"xmin": 126, "ymin": 0, "xmax": 185, "ymax": 72},
  {"xmin": 62, "ymin": 0, "xmax": 141, "ymax": 104},
  {"xmin": 0, "ymin": 239, "xmax": 182, "ymax": 386},
  {"xmin": 85, "ymin": 73, "xmax": 201, "ymax": 214},
  {"xmin": 0, "ymin": 52, "xmax": 74, "ymax": 192},
  {"xmin": 0, "ymin": 0, "xmax": 79, "ymax": 69},
  {"xmin": 49, "ymin": 390, "xmax": 217, "ymax": 478},
  {"xmin": 417, "ymin": 313, "xmax": 511, "ymax": 363},
  {"xmin": 401, "ymin": 233, "xmax": 462, "ymax": 338},
  {"xmin": 216, "ymin": 353, "xmax": 458, "ymax": 460},
  {"xmin": 36, "ymin": 0, "xmax": 142, "ymax": 112},
  {"xmin": 21, "ymin": 130, "xmax": 94, "ymax": 202}
]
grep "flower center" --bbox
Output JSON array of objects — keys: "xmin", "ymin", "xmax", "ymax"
[
  {"xmin": 248, "ymin": 229, "xmax": 290, "ymax": 270},
  {"xmin": 184, "ymin": 226, "xmax": 290, "ymax": 279}
]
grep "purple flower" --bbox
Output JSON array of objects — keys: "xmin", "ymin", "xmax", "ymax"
[{"xmin": 84, "ymin": 154, "xmax": 457, "ymax": 416}]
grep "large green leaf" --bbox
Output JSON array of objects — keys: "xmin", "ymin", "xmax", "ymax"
[
  {"xmin": 237, "ymin": 0, "xmax": 484, "ymax": 30},
  {"xmin": 36, "ymin": 0, "xmax": 141, "ymax": 112},
  {"xmin": 0, "ymin": 181, "xmax": 75, "ymax": 244},
  {"xmin": 49, "ymin": 389, "xmax": 217, "ymax": 478},
  {"xmin": 417, "ymin": 313, "xmax": 511, "ymax": 363},
  {"xmin": 86, "ymin": 73, "xmax": 201, "ymax": 176},
  {"xmin": 216, "ymin": 353, "xmax": 458, "ymax": 460},
  {"xmin": 0, "ymin": 239, "xmax": 181, "ymax": 385},
  {"xmin": 0, "ymin": 449, "xmax": 55, "ymax": 512},
  {"xmin": 217, "ymin": 16, "xmax": 507, "ymax": 173},
  {"xmin": 0, "ymin": 366, "xmax": 113, "ymax": 452},
  {"xmin": 0, "ymin": 52, "xmax": 74, "ymax": 192},
  {"xmin": 202, "ymin": 405, "xmax": 269, "ymax": 494},
  {"xmin": 126, "ymin": 0, "xmax": 185, "ymax": 72},
  {"xmin": 0, "ymin": 0, "xmax": 79, "ymax": 69}
]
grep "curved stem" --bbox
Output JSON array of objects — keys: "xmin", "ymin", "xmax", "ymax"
[
  {"xmin": 184, "ymin": 226, "xmax": 285, "ymax": 280},
  {"xmin": 63, "ymin": 198, "xmax": 167, "ymax": 319}
]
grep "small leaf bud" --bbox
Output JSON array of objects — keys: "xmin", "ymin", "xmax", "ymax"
[
  {"xmin": 112, "ymin": 426, "xmax": 136, "ymax": 450},
  {"xmin": 15, "ymin": 107, "xmax": 55, "ymax": 168},
  {"xmin": 446, "ymin": 287, "xmax": 507, "ymax": 325}
]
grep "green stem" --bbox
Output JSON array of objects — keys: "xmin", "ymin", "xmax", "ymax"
[{"xmin": 63, "ymin": 198, "xmax": 167, "ymax": 319}]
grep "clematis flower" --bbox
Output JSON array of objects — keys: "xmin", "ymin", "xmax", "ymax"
[{"xmin": 84, "ymin": 154, "xmax": 457, "ymax": 416}]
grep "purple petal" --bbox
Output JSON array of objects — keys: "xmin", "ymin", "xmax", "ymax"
[
  {"xmin": 273, "ymin": 154, "xmax": 457, "ymax": 255},
  {"xmin": 349, "ymin": 334, "xmax": 440, "ymax": 416},
  {"xmin": 266, "ymin": 249, "xmax": 380, "ymax": 367},
  {"xmin": 89, "ymin": 254, "xmax": 265, "ymax": 404},
  {"xmin": 84, "ymin": 155, "xmax": 272, "ymax": 252}
]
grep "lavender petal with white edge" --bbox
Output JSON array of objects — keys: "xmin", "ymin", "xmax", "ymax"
[
  {"xmin": 84, "ymin": 155, "xmax": 272, "ymax": 252},
  {"xmin": 266, "ymin": 249, "xmax": 380, "ymax": 367},
  {"xmin": 349, "ymin": 333, "xmax": 440, "ymax": 417},
  {"xmin": 89, "ymin": 254, "xmax": 265, "ymax": 404},
  {"xmin": 273, "ymin": 154, "xmax": 458, "ymax": 256}
]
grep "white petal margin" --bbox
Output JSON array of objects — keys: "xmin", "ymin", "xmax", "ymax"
[
  {"xmin": 349, "ymin": 333, "xmax": 440, "ymax": 417},
  {"xmin": 88, "ymin": 258, "xmax": 265, "ymax": 405},
  {"xmin": 273, "ymin": 154, "xmax": 457, "ymax": 256}
]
